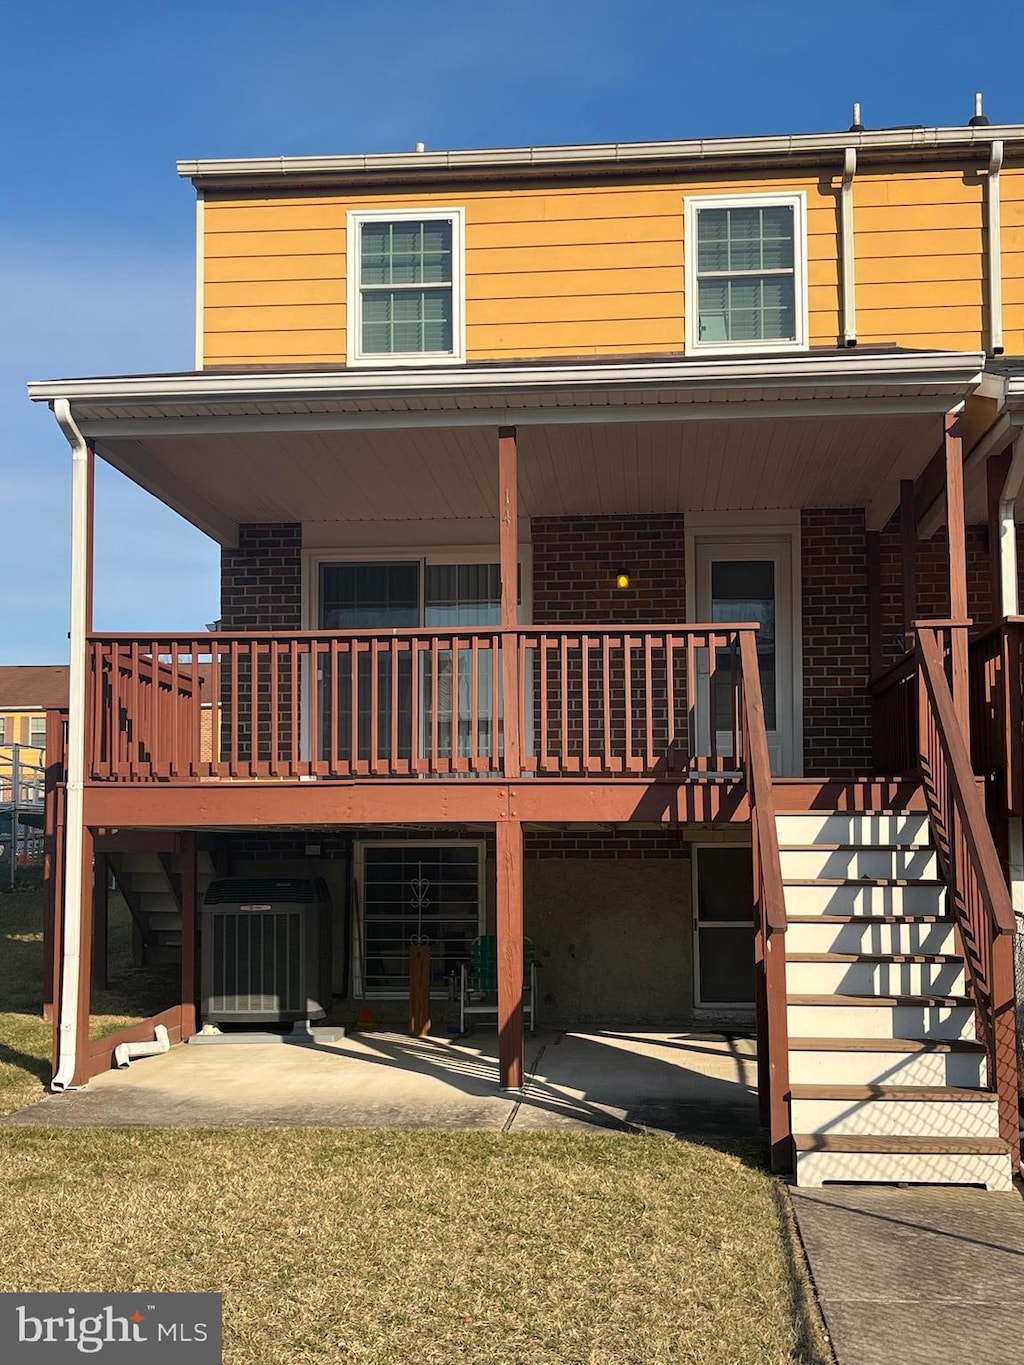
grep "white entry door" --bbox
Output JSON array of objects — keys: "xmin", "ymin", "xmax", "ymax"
[{"xmin": 694, "ymin": 536, "xmax": 798, "ymax": 776}]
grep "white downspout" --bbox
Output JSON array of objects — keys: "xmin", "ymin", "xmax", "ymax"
[
  {"xmin": 114, "ymin": 1025, "xmax": 171, "ymax": 1069},
  {"xmin": 998, "ymin": 431, "xmax": 1024, "ymax": 618},
  {"xmin": 987, "ymin": 139, "xmax": 1004, "ymax": 357},
  {"xmin": 840, "ymin": 147, "xmax": 857, "ymax": 346},
  {"xmin": 50, "ymin": 398, "xmax": 91, "ymax": 1091}
]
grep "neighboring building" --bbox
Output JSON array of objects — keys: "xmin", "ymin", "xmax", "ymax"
[
  {"xmin": 28, "ymin": 111, "xmax": 1024, "ymax": 1189},
  {"xmin": 0, "ymin": 666, "xmax": 68, "ymax": 800}
]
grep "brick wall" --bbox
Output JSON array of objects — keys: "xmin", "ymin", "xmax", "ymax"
[
  {"xmin": 801, "ymin": 509, "xmax": 873, "ymax": 776},
  {"xmin": 221, "ymin": 522, "xmax": 302, "ymax": 629},
  {"xmin": 532, "ymin": 514, "xmax": 686, "ymax": 623},
  {"xmin": 224, "ymin": 826, "xmax": 685, "ymax": 862},
  {"xmin": 877, "ymin": 521, "xmax": 1024, "ymax": 666}
]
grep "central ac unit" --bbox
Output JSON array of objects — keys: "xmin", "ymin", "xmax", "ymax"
[{"xmin": 200, "ymin": 877, "xmax": 332, "ymax": 1026}]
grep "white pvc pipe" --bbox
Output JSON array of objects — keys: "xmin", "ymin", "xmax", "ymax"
[
  {"xmin": 50, "ymin": 399, "xmax": 91, "ymax": 1092},
  {"xmin": 987, "ymin": 140, "xmax": 1004, "ymax": 355},
  {"xmin": 114, "ymin": 1024, "xmax": 171, "ymax": 1069}
]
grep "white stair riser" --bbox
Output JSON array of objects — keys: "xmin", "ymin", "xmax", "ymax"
[
  {"xmin": 788, "ymin": 1003, "xmax": 975, "ymax": 1041},
  {"xmin": 783, "ymin": 884, "xmax": 946, "ymax": 917},
  {"xmin": 780, "ymin": 849, "xmax": 938, "ymax": 880},
  {"xmin": 796, "ymin": 1150, "xmax": 1011, "ymax": 1191},
  {"xmin": 775, "ymin": 814, "xmax": 931, "ymax": 845},
  {"xmin": 786, "ymin": 920, "xmax": 956, "ymax": 955},
  {"xmin": 129, "ymin": 872, "xmax": 171, "ymax": 894},
  {"xmin": 791, "ymin": 1097, "xmax": 1000, "ymax": 1139},
  {"xmin": 787, "ymin": 960, "xmax": 965, "ymax": 995},
  {"xmin": 143, "ymin": 911, "xmax": 182, "ymax": 933},
  {"xmin": 138, "ymin": 890, "xmax": 178, "ymax": 911},
  {"xmin": 788, "ymin": 1049, "xmax": 986, "ymax": 1087},
  {"xmin": 123, "ymin": 854, "xmax": 164, "ymax": 873}
]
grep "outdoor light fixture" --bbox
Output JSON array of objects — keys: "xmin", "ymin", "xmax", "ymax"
[{"xmin": 615, "ymin": 572, "xmax": 631, "ymax": 590}]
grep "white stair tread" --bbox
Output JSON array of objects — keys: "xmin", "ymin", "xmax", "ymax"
[
  {"xmin": 788, "ymin": 1036, "xmax": 984, "ymax": 1052},
  {"xmin": 794, "ymin": 1133, "xmax": 1009, "ymax": 1155},
  {"xmin": 790, "ymin": 1084, "xmax": 997, "ymax": 1101}
]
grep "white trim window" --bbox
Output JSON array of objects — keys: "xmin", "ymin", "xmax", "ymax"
[
  {"xmin": 347, "ymin": 207, "xmax": 465, "ymax": 366},
  {"xmin": 685, "ymin": 193, "xmax": 808, "ymax": 354}
]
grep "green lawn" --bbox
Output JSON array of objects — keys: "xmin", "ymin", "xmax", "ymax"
[
  {"xmin": 0, "ymin": 1128, "xmax": 828, "ymax": 1365},
  {"xmin": 0, "ymin": 888, "xmax": 831, "ymax": 1364}
]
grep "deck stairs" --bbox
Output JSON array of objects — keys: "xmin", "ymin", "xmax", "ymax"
[
  {"xmin": 109, "ymin": 849, "xmax": 215, "ymax": 965},
  {"xmin": 777, "ymin": 807, "xmax": 1014, "ymax": 1191}
]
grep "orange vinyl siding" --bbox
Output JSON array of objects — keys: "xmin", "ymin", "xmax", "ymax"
[{"xmin": 201, "ymin": 163, "xmax": 1022, "ymax": 366}]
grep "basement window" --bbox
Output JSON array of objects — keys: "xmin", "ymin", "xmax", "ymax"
[
  {"xmin": 347, "ymin": 208, "xmax": 465, "ymax": 366},
  {"xmin": 685, "ymin": 193, "xmax": 808, "ymax": 354}
]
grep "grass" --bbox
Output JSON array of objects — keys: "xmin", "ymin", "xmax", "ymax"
[
  {"xmin": 0, "ymin": 889, "xmax": 52, "ymax": 1116},
  {"xmin": 0, "ymin": 886, "xmax": 832, "ymax": 1364},
  {"xmin": 0, "ymin": 1128, "xmax": 829, "ymax": 1365}
]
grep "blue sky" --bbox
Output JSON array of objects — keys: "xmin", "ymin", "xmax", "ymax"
[{"xmin": 3, "ymin": 0, "xmax": 1023, "ymax": 662}]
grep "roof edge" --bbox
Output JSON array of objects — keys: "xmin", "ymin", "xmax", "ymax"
[
  {"xmin": 176, "ymin": 125, "xmax": 1024, "ymax": 188},
  {"xmin": 28, "ymin": 351, "xmax": 987, "ymax": 411}
]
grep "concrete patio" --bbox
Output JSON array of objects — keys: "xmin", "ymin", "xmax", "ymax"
[{"xmin": 4, "ymin": 1028, "xmax": 760, "ymax": 1135}]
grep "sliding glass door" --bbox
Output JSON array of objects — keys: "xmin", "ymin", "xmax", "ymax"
[{"xmin": 317, "ymin": 559, "xmax": 506, "ymax": 764}]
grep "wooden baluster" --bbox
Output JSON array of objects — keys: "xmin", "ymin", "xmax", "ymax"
[
  {"xmin": 430, "ymin": 636, "xmax": 441, "ymax": 773},
  {"xmin": 581, "ymin": 634, "xmax": 594, "ymax": 773},
  {"xmin": 389, "ymin": 637, "xmax": 400, "ymax": 775},
  {"xmin": 410, "ymin": 639, "xmax": 422, "ymax": 774},
  {"xmin": 491, "ymin": 634, "xmax": 501, "ymax": 774},
  {"xmin": 560, "ymin": 633, "xmax": 570, "ymax": 774},
  {"xmin": 644, "ymin": 633, "xmax": 655, "ymax": 774},
  {"xmin": 666, "ymin": 634, "xmax": 678, "ymax": 772},
  {"xmin": 601, "ymin": 632, "xmax": 612, "ymax": 775},
  {"xmin": 538, "ymin": 635, "xmax": 549, "ymax": 771},
  {"xmin": 470, "ymin": 635, "xmax": 481, "ymax": 771}
]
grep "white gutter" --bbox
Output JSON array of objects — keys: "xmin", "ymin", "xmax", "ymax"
[
  {"xmin": 175, "ymin": 124, "xmax": 1024, "ymax": 185},
  {"xmin": 26, "ymin": 350, "xmax": 986, "ymax": 408},
  {"xmin": 841, "ymin": 148, "xmax": 858, "ymax": 346},
  {"xmin": 50, "ymin": 399, "xmax": 91, "ymax": 1092},
  {"xmin": 987, "ymin": 140, "xmax": 1004, "ymax": 356}
]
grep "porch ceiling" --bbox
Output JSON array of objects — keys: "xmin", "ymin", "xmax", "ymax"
[
  {"xmin": 91, "ymin": 413, "xmax": 941, "ymax": 542},
  {"xmin": 28, "ymin": 350, "xmax": 983, "ymax": 545}
]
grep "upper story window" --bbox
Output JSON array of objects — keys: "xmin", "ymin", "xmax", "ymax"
[
  {"xmin": 347, "ymin": 208, "xmax": 465, "ymax": 366},
  {"xmin": 685, "ymin": 193, "xmax": 808, "ymax": 354},
  {"xmin": 29, "ymin": 716, "xmax": 46, "ymax": 749}
]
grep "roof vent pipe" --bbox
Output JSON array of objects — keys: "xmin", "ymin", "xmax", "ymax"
[
  {"xmin": 969, "ymin": 93, "xmax": 990, "ymax": 127},
  {"xmin": 849, "ymin": 102, "xmax": 864, "ymax": 133},
  {"xmin": 414, "ymin": 142, "xmax": 426, "ymax": 153}
]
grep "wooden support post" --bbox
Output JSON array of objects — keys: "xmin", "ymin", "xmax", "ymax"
[
  {"xmin": 900, "ymin": 478, "xmax": 918, "ymax": 648},
  {"xmin": 496, "ymin": 818, "xmax": 525, "ymax": 1090},
  {"xmin": 498, "ymin": 426, "xmax": 521, "ymax": 779},
  {"xmin": 408, "ymin": 945, "xmax": 431, "ymax": 1038},
  {"xmin": 70, "ymin": 827, "xmax": 94, "ymax": 1088},
  {"xmin": 944, "ymin": 411, "xmax": 970, "ymax": 737},
  {"xmin": 179, "ymin": 831, "xmax": 199, "ymax": 1038},
  {"xmin": 866, "ymin": 528, "xmax": 883, "ymax": 678},
  {"xmin": 91, "ymin": 853, "xmax": 109, "ymax": 992}
]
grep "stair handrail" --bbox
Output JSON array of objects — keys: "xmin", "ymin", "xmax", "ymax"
[
  {"xmin": 738, "ymin": 630, "xmax": 791, "ymax": 1173},
  {"xmin": 915, "ymin": 625, "xmax": 1019, "ymax": 1160}
]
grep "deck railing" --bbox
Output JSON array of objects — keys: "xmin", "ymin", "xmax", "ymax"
[
  {"xmin": 739, "ymin": 631, "xmax": 790, "ymax": 1174},
  {"xmin": 969, "ymin": 617, "xmax": 1024, "ymax": 816},
  {"xmin": 85, "ymin": 626, "xmax": 759, "ymax": 783},
  {"xmin": 916, "ymin": 626, "xmax": 1020, "ymax": 1162}
]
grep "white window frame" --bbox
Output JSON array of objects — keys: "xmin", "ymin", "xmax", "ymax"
[
  {"xmin": 28, "ymin": 714, "xmax": 46, "ymax": 748},
  {"xmin": 353, "ymin": 839, "xmax": 486, "ymax": 999},
  {"xmin": 684, "ymin": 192, "xmax": 808, "ymax": 356},
  {"xmin": 346, "ymin": 207, "xmax": 466, "ymax": 367}
]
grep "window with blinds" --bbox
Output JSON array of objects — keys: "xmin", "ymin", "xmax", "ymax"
[
  {"xmin": 685, "ymin": 193, "xmax": 807, "ymax": 353},
  {"xmin": 348, "ymin": 209, "xmax": 465, "ymax": 364}
]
